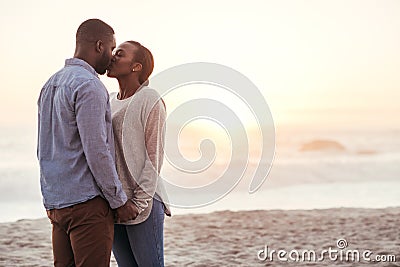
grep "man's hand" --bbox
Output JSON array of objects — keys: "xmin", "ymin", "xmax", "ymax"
[{"xmin": 115, "ymin": 200, "xmax": 139, "ymax": 223}]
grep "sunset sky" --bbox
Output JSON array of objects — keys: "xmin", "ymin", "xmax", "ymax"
[{"xmin": 0, "ymin": 0, "xmax": 399, "ymax": 129}]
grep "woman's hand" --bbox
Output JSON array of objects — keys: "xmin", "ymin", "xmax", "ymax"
[{"xmin": 115, "ymin": 200, "xmax": 139, "ymax": 223}]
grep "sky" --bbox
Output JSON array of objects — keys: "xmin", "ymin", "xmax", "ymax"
[{"xmin": 0, "ymin": 0, "xmax": 399, "ymax": 129}]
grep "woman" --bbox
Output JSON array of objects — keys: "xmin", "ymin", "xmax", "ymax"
[{"xmin": 107, "ymin": 41, "xmax": 171, "ymax": 267}]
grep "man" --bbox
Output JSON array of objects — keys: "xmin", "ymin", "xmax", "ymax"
[{"xmin": 37, "ymin": 19, "xmax": 138, "ymax": 266}]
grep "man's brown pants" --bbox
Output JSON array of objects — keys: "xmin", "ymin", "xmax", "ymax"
[{"xmin": 47, "ymin": 196, "xmax": 114, "ymax": 267}]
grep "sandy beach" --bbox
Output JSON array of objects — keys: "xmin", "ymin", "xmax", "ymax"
[{"xmin": 0, "ymin": 207, "xmax": 399, "ymax": 266}]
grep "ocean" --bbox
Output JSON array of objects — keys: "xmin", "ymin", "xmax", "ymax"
[{"xmin": 0, "ymin": 124, "xmax": 399, "ymax": 222}]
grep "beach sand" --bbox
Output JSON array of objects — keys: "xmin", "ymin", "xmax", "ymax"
[{"xmin": 0, "ymin": 207, "xmax": 399, "ymax": 266}]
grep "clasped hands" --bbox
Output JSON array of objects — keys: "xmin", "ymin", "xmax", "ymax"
[{"xmin": 115, "ymin": 200, "xmax": 139, "ymax": 223}]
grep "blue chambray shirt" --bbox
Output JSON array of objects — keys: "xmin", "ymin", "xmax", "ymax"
[{"xmin": 37, "ymin": 58, "xmax": 127, "ymax": 210}]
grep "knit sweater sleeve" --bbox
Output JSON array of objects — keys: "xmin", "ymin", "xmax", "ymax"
[{"xmin": 131, "ymin": 94, "xmax": 166, "ymax": 214}]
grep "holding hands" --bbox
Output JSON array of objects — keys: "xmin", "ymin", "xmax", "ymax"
[{"xmin": 115, "ymin": 200, "xmax": 139, "ymax": 223}]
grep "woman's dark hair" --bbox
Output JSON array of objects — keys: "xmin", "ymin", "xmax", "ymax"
[{"xmin": 127, "ymin": 41, "xmax": 154, "ymax": 84}]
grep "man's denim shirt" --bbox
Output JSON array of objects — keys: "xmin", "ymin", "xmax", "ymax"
[{"xmin": 37, "ymin": 58, "xmax": 127, "ymax": 210}]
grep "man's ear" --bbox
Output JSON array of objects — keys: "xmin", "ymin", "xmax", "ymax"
[{"xmin": 95, "ymin": 40, "xmax": 103, "ymax": 53}]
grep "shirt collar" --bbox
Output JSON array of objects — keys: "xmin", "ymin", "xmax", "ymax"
[{"xmin": 65, "ymin": 58, "xmax": 99, "ymax": 78}]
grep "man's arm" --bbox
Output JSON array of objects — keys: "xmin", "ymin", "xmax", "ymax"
[{"xmin": 75, "ymin": 79, "xmax": 127, "ymax": 209}]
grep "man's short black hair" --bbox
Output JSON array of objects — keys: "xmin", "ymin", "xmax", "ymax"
[{"xmin": 76, "ymin": 19, "xmax": 114, "ymax": 44}]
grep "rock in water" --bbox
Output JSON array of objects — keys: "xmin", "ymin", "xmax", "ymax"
[{"xmin": 300, "ymin": 139, "xmax": 346, "ymax": 152}]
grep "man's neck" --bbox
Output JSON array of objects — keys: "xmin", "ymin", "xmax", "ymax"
[{"xmin": 74, "ymin": 48, "xmax": 96, "ymax": 70}]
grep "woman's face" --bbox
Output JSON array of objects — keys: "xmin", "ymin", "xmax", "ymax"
[{"xmin": 107, "ymin": 42, "xmax": 138, "ymax": 78}]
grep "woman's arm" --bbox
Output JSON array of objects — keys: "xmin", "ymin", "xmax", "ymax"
[{"xmin": 131, "ymin": 98, "xmax": 166, "ymax": 214}]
